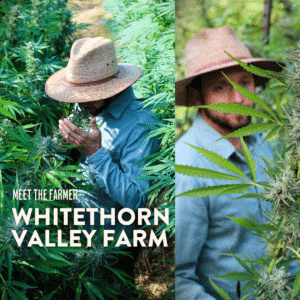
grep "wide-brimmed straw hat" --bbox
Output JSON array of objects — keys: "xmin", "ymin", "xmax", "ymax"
[
  {"xmin": 45, "ymin": 37, "xmax": 142, "ymax": 103},
  {"xmin": 176, "ymin": 26, "xmax": 284, "ymax": 106}
]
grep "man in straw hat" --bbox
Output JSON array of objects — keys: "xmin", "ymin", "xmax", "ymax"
[
  {"xmin": 45, "ymin": 37, "xmax": 157, "ymax": 289},
  {"xmin": 175, "ymin": 26, "xmax": 294, "ymax": 299}
]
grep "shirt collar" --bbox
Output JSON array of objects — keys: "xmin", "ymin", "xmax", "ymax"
[{"xmin": 102, "ymin": 86, "xmax": 136, "ymax": 119}]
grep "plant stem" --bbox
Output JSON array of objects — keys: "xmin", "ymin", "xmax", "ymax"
[
  {"xmin": 252, "ymin": 182, "xmax": 268, "ymax": 192},
  {"xmin": 286, "ymin": 246, "xmax": 300, "ymax": 259},
  {"xmin": 241, "ymin": 292, "xmax": 255, "ymax": 300},
  {"xmin": 267, "ymin": 222, "xmax": 286, "ymax": 275}
]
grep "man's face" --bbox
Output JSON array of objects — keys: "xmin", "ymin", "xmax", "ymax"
[
  {"xmin": 78, "ymin": 99, "xmax": 108, "ymax": 117},
  {"xmin": 200, "ymin": 66, "xmax": 255, "ymax": 131},
  {"xmin": 78, "ymin": 93, "xmax": 120, "ymax": 117}
]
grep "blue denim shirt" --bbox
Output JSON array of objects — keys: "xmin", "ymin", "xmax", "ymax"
[
  {"xmin": 175, "ymin": 114, "xmax": 274, "ymax": 300},
  {"xmin": 74, "ymin": 87, "xmax": 157, "ymax": 241}
]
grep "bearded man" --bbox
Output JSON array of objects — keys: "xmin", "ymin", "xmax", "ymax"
[
  {"xmin": 175, "ymin": 26, "xmax": 286, "ymax": 300},
  {"xmin": 45, "ymin": 37, "xmax": 158, "ymax": 298}
]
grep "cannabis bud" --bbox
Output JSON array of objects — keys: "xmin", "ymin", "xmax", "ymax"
[
  {"xmin": 255, "ymin": 267, "xmax": 291, "ymax": 300},
  {"xmin": 53, "ymin": 107, "xmax": 90, "ymax": 141},
  {"xmin": 68, "ymin": 107, "xmax": 90, "ymax": 131}
]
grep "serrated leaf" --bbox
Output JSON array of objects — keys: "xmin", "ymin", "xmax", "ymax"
[
  {"xmin": 6, "ymin": 251, "xmax": 12, "ymax": 282},
  {"xmin": 222, "ymin": 73, "xmax": 278, "ymax": 120},
  {"xmin": 275, "ymin": 93, "xmax": 284, "ymax": 119},
  {"xmin": 225, "ymin": 52, "xmax": 276, "ymax": 80},
  {"xmin": 185, "ymin": 143, "xmax": 249, "ymax": 179},
  {"xmin": 217, "ymin": 184, "xmax": 253, "ymax": 197},
  {"xmin": 105, "ymin": 266, "xmax": 132, "ymax": 286},
  {"xmin": 40, "ymin": 289, "xmax": 58, "ymax": 300},
  {"xmin": 241, "ymin": 280, "xmax": 255, "ymax": 296},
  {"xmin": 0, "ymin": 99, "xmax": 19, "ymax": 106},
  {"xmin": 28, "ymin": 261, "xmax": 64, "ymax": 275},
  {"xmin": 84, "ymin": 281, "xmax": 105, "ymax": 300},
  {"xmin": 82, "ymin": 280, "xmax": 97, "ymax": 300},
  {"xmin": 261, "ymin": 125, "xmax": 281, "ymax": 144},
  {"xmin": 209, "ymin": 278, "xmax": 232, "ymax": 300},
  {"xmin": 45, "ymin": 173, "xmax": 62, "ymax": 189},
  {"xmin": 291, "ymin": 270, "xmax": 300, "ymax": 300},
  {"xmin": 1, "ymin": 287, "xmax": 7, "ymax": 300},
  {"xmin": 0, "ymin": 250, "xmax": 5, "ymax": 266},
  {"xmin": 227, "ymin": 217, "xmax": 258, "ymax": 231},
  {"xmin": 199, "ymin": 103, "xmax": 275, "ymax": 121},
  {"xmin": 175, "ymin": 165, "xmax": 247, "ymax": 182},
  {"xmin": 0, "ymin": 107, "xmax": 17, "ymax": 121},
  {"xmin": 177, "ymin": 184, "xmax": 248, "ymax": 198},
  {"xmin": 8, "ymin": 286, "xmax": 29, "ymax": 300},
  {"xmin": 57, "ymin": 247, "xmax": 85, "ymax": 254},
  {"xmin": 217, "ymin": 123, "xmax": 275, "ymax": 141},
  {"xmin": 231, "ymin": 254, "xmax": 253, "ymax": 274},
  {"xmin": 75, "ymin": 281, "xmax": 82, "ymax": 300},
  {"xmin": 10, "ymin": 281, "xmax": 36, "ymax": 289},
  {"xmin": 240, "ymin": 137, "xmax": 256, "ymax": 182},
  {"xmin": 19, "ymin": 266, "xmax": 36, "ymax": 281},
  {"xmin": 232, "ymin": 192, "xmax": 267, "ymax": 200},
  {"xmin": 261, "ymin": 85, "xmax": 287, "ymax": 94},
  {"xmin": 227, "ymin": 217, "xmax": 273, "ymax": 233},
  {"xmin": 214, "ymin": 272, "xmax": 253, "ymax": 281}
]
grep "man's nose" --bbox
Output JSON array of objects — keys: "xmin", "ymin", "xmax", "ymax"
[{"xmin": 232, "ymin": 89, "xmax": 250, "ymax": 106}]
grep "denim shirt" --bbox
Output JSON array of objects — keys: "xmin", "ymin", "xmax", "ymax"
[
  {"xmin": 74, "ymin": 87, "xmax": 157, "ymax": 241},
  {"xmin": 175, "ymin": 114, "xmax": 274, "ymax": 300}
]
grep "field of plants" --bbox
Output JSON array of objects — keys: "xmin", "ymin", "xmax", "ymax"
[
  {"xmin": 175, "ymin": 0, "xmax": 300, "ymax": 299},
  {"xmin": 0, "ymin": 0, "xmax": 174, "ymax": 299}
]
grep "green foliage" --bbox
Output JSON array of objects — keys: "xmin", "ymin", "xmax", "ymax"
[
  {"xmin": 102, "ymin": 1, "xmax": 175, "ymax": 297},
  {"xmin": 175, "ymin": 0, "xmax": 300, "ymax": 140},
  {"xmin": 0, "ymin": 0, "xmax": 76, "ymax": 135},
  {"xmin": 0, "ymin": 0, "xmax": 140, "ymax": 299},
  {"xmin": 176, "ymin": 0, "xmax": 300, "ymax": 80},
  {"xmin": 175, "ymin": 46, "xmax": 300, "ymax": 298},
  {"xmin": 103, "ymin": 0, "xmax": 175, "ymax": 235}
]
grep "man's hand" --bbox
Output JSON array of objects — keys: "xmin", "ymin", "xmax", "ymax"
[{"xmin": 58, "ymin": 118, "xmax": 101, "ymax": 157}]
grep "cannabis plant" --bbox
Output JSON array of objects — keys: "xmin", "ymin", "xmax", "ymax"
[
  {"xmin": 103, "ymin": 0, "xmax": 175, "ymax": 236},
  {"xmin": 0, "ymin": 1, "xmax": 135, "ymax": 299},
  {"xmin": 102, "ymin": 0, "xmax": 175, "ymax": 297},
  {"xmin": 176, "ymin": 47, "xmax": 300, "ymax": 299}
]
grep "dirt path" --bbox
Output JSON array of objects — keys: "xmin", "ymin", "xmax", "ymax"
[{"xmin": 67, "ymin": 0, "xmax": 113, "ymax": 39}]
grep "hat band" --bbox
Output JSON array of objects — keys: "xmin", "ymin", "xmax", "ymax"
[
  {"xmin": 190, "ymin": 56, "xmax": 250, "ymax": 76},
  {"xmin": 67, "ymin": 70, "xmax": 120, "ymax": 87}
]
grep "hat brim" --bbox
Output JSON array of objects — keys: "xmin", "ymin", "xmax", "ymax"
[
  {"xmin": 175, "ymin": 58, "xmax": 284, "ymax": 106},
  {"xmin": 45, "ymin": 63, "xmax": 142, "ymax": 103}
]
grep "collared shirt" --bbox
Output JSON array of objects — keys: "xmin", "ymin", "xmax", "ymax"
[
  {"xmin": 74, "ymin": 87, "xmax": 157, "ymax": 241},
  {"xmin": 175, "ymin": 114, "xmax": 274, "ymax": 300}
]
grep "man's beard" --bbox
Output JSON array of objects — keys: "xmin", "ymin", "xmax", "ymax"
[
  {"xmin": 202, "ymin": 108, "xmax": 251, "ymax": 131},
  {"xmin": 88, "ymin": 98, "xmax": 112, "ymax": 117}
]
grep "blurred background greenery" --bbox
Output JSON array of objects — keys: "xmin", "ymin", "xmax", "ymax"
[{"xmin": 175, "ymin": 0, "xmax": 300, "ymax": 139}]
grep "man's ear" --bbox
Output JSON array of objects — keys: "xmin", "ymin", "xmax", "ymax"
[{"xmin": 187, "ymin": 86, "xmax": 202, "ymax": 106}]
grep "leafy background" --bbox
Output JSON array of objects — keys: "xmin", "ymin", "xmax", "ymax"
[
  {"xmin": 0, "ymin": 0, "xmax": 174, "ymax": 299},
  {"xmin": 175, "ymin": 0, "xmax": 300, "ymax": 141},
  {"xmin": 175, "ymin": 0, "xmax": 300, "ymax": 299}
]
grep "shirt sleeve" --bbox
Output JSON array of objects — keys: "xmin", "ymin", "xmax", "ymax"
[
  {"xmin": 85, "ymin": 124, "xmax": 157, "ymax": 211},
  {"xmin": 175, "ymin": 172, "xmax": 217, "ymax": 300}
]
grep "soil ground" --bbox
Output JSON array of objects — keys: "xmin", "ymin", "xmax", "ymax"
[{"xmin": 66, "ymin": 1, "xmax": 175, "ymax": 299}]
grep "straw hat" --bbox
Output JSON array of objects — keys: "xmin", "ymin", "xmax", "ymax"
[
  {"xmin": 45, "ymin": 37, "xmax": 142, "ymax": 103},
  {"xmin": 176, "ymin": 26, "xmax": 284, "ymax": 106}
]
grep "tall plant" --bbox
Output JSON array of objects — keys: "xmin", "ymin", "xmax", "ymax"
[
  {"xmin": 176, "ymin": 47, "xmax": 300, "ymax": 299},
  {"xmin": 0, "ymin": 1, "xmax": 134, "ymax": 299},
  {"xmin": 103, "ymin": 0, "xmax": 175, "ymax": 235},
  {"xmin": 102, "ymin": 1, "xmax": 175, "ymax": 298}
]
